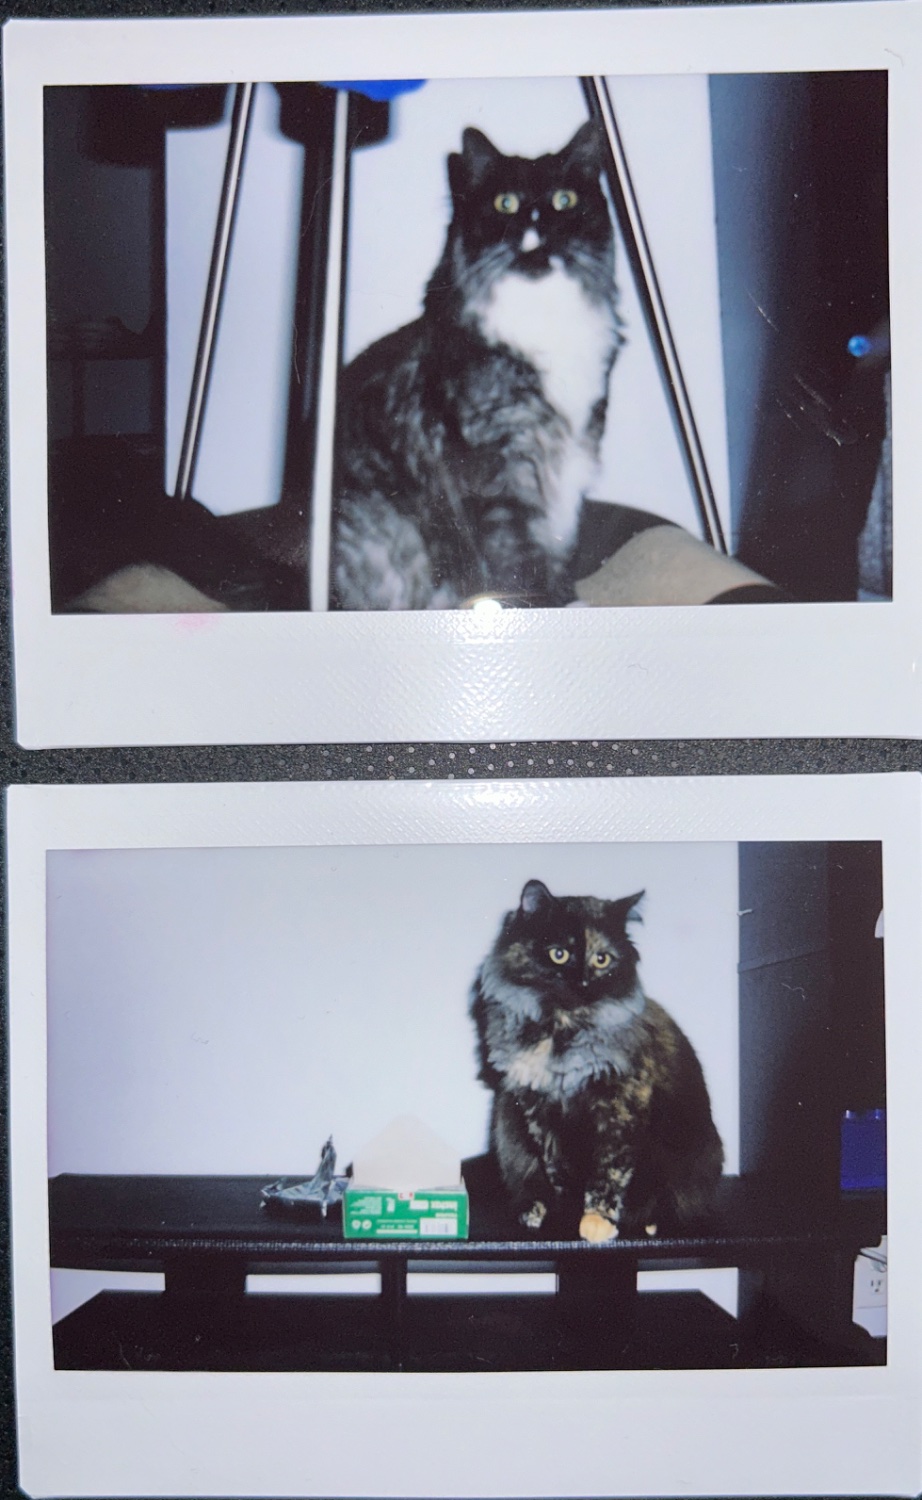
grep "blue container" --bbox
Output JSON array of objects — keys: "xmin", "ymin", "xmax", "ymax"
[{"xmin": 840, "ymin": 1108, "xmax": 886, "ymax": 1191}]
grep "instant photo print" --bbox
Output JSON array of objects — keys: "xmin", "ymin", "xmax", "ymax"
[
  {"xmin": 5, "ymin": 3, "xmax": 922, "ymax": 744},
  {"xmin": 7, "ymin": 775, "xmax": 922, "ymax": 1498},
  {"xmin": 45, "ymin": 838, "xmax": 884, "ymax": 1372}
]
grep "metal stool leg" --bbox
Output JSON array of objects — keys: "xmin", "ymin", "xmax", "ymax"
[
  {"xmin": 173, "ymin": 81, "xmax": 256, "ymax": 503},
  {"xmin": 307, "ymin": 87, "xmax": 350, "ymax": 612},
  {"xmin": 582, "ymin": 76, "xmax": 727, "ymax": 554}
]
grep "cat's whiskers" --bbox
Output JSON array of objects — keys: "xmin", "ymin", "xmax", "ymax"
[
  {"xmin": 450, "ymin": 238, "xmax": 517, "ymax": 312},
  {"xmin": 567, "ymin": 243, "xmax": 623, "ymax": 312}
]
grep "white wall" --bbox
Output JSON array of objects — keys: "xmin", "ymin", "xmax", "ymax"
[
  {"xmin": 166, "ymin": 75, "xmax": 730, "ymax": 540},
  {"xmin": 48, "ymin": 841, "xmax": 739, "ymax": 1323},
  {"xmin": 47, "ymin": 841, "xmax": 739, "ymax": 1176},
  {"xmin": 165, "ymin": 83, "xmax": 303, "ymax": 512}
]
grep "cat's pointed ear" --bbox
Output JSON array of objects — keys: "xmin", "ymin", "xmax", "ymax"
[
  {"xmin": 562, "ymin": 120, "xmax": 601, "ymax": 176},
  {"xmin": 610, "ymin": 890, "xmax": 645, "ymax": 926},
  {"xmin": 520, "ymin": 879, "xmax": 554, "ymax": 916},
  {"xmin": 451, "ymin": 127, "xmax": 500, "ymax": 193}
]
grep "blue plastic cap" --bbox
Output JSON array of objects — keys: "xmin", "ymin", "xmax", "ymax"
[
  {"xmin": 848, "ymin": 334, "xmax": 872, "ymax": 359},
  {"xmin": 323, "ymin": 80, "xmax": 425, "ymax": 102}
]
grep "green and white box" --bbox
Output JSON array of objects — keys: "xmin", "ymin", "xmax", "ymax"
[
  {"xmin": 343, "ymin": 1116, "xmax": 469, "ymax": 1239},
  {"xmin": 343, "ymin": 1184, "xmax": 469, "ymax": 1239}
]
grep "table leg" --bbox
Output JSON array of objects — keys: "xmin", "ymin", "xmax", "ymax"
[
  {"xmin": 556, "ymin": 1252, "xmax": 637, "ymax": 1365},
  {"xmin": 380, "ymin": 1256, "xmax": 408, "ymax": 1370},
  {"xmin": 163, "ymin": 1256, "xmax": 247, "ymax": 1298}
]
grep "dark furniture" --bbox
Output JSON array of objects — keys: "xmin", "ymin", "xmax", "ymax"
[{"xmin": 50, "ymin": 1158, "xmax": 885, "ymax": 1373}]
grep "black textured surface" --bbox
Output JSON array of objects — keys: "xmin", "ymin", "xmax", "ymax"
[
  {"xmin": 1, "ymin": 0, "xmax": 916, "ymax": 1494},
  {"xmin": 2, "ymin": 737, "xmax": 921, "ymax": 785},
  {"xmin": 49, "ymin": 1164, "xmax": 886, "ymax": 1266},
  {"xmin": 53, "ymin": 1286, "xmax": 871, "ymax": 1372},
  {"xmin": 0, "ymin": 0, "xmax": 823, "ymax": 14}
]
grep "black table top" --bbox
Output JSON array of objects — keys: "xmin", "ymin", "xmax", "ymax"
[{"xmin": 49, "ymin": 1157, "xmax": 886, "ymax": 1273}]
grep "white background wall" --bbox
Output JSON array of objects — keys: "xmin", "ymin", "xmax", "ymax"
[
  {"xmin": 165, "ymin": 82, "xmax": 304, "ymax": 514},
  {"xmin": 48, "ymin": 840, "xmax": 739, "ymax": 1322},
  {"xmin": 166, "ymin": 75, "xmax": 730, "ymax": 541}
]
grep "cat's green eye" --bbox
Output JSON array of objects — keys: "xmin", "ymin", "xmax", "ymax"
[
  {"xmin": 494, "ymin": 192, "xmax": 521, "ymax": 215},
  {"xmin": 548, "ymin": 946, "xmax": 570, "ymax": 965},
  {"xmin": 552, "ymin": 189, "xmax": 578, "ymax": 211},
  {"xmin": 589, "ymin": 952, "xmax": 613, "ymax": 971}
]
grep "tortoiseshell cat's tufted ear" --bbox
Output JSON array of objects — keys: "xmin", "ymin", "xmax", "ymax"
[
  {"xmin": 608, "ymin": 889, "xmax": 646, "ymax": 925},
  {"xmin": 519, "ymin": 878, "xmax": 554, "ymax": 915}
]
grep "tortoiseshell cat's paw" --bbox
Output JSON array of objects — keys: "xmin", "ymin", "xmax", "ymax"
[
  {"xmin": 579, "ymin": 1210, "xmax": 619, "ymax": 1243},
  {"xmin": 520, "ymin": 1200, "xmax": 547, "ymax": 1230}
]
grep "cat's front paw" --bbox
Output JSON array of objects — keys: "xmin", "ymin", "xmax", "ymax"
[
  {"xmin": 520, "ymin": 1200, "xmax": 547, "ymax": 1230},
  {"xmin": 579, "ymin": 1210, "xmax": 619, "ymax": 1243}
]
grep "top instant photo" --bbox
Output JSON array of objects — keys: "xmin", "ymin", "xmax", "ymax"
[{"xmin": 6, "ymin": 3, "xmax": 922, "ymax": 745}]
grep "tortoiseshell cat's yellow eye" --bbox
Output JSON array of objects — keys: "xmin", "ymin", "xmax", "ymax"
[
  {"xmin": 494, "ymin": 192, "xmax": 521, "ymax": 214},
  {"xmin": 552, "ymin": 189, "xmax": 578, "ymax": 211},
  {"xmin": 548, "ymin": 946, "xmax": 570, "ymax": 965},
  {"xmin": 589, "ymin": 952, "xmax": 612, "ymax": 971}
]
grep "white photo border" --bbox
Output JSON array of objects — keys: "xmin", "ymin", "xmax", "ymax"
[
  {"xmin": 5, "ymin": 3, "xmax": 922, "ymax": 747},
  {"xmin": 9, "ymin": 771, "xmax": 922, "ymax": 1497}
]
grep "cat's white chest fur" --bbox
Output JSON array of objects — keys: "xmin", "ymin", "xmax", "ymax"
[
  {"xmin": 477, "ymin": 265, "xmax": 618, "ymax": 552},
  {"xmin": 479, "ymin": 265, "xmax": 616, "ymax": 440}
]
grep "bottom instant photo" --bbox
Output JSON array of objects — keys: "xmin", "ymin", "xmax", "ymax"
[
  {"xmin": 46, "ymin": 837, "xmax": 885, "ymax": 1375},
  {"xmin": 8, "ymin": 776, "xmax": 920, "ymax": 1500}
]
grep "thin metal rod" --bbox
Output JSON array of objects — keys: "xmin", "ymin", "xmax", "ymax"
[
  {"xmin": 581, "ymin": 76, "xmax": 728, "ymax": 554},
  {"xmin": 174, "ymin": 81, "xmax": 256, "ymax": 503},
  {"xmin": 308, "ymin": 87, "xmax": 350, "ymax": 612}
]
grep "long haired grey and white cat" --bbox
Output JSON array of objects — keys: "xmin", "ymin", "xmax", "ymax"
[
  {"xmin": 332, "ymin": 122, "xmax": 622, "ymax": 610},
  {"xmin": 470, "ymin": 879, "xmax": 724, "ymax": 1242}
]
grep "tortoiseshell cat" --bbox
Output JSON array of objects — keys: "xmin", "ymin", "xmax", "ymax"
[
  {"xmin": 470, "ymin": 879, "xmax": 723, "ymax": 1242},
  {"xmin": 332, "ymin": 122, "xmax": 622, "ymax": 610}
]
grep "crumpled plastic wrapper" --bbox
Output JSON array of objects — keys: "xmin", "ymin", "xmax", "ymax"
[{"xmin": 260, "ymin": 1136, "xmax": 349, "ymax": 1218}]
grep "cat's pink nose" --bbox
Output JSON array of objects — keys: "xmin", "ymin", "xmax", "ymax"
[{"xmin": 521, "ymin": 227, "xmax": 541, "ymax": 253}]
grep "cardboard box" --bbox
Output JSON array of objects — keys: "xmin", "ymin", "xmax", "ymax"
[
  {"xmin": 343, "ymin": 1117, "xmax": 469, "ymax": 1238},
  {"xmin": 343, "ymin": 1184, "xmax": 469, "ymax": 1239}
]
